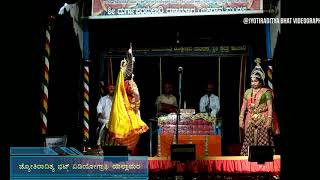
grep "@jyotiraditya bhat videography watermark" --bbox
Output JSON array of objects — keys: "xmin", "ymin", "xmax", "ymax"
[{"xmin": 243, "ymin": 17, "xmax": 320, "ymax": 24}]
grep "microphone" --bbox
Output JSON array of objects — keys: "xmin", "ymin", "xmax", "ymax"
[{"xmin": 178, "ymin": 66, "xmax": 183, "ymax": 72}]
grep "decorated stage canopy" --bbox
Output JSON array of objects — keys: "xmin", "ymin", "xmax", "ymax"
[
  {"xmin": 91, "ymin": 0, "xmax": 263, "ymax": 19},
  {"xmin": 104, "ymin": 45, "xmax": 247, "ymax": 57}
]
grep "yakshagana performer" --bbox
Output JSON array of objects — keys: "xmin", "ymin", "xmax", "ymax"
[
  {"xmin": 105, "ymin": 44, "xmax": 148, "ymax": 153},
  {"xmin": 239, "ymin": 58, "xmax": 280, "ymax": 156}
]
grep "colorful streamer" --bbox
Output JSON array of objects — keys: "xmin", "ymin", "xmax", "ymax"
[
  {"xmin": 267, "ymin": 65, "xmax": 273, "ymax": 89},
  {"xmin": 83, "ymin": 65, "xmax": 90, "ymax": 142},
  {"xmin": 40, "ymin": 17, "xmax": 52, "ymax": 135}
]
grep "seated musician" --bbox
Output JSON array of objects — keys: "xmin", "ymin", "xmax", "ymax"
[{"xmin": 155, "ymin": 81, "xmax": 177, "ymax": 116}]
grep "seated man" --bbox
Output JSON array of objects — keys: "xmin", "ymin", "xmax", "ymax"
[
  {"xmin": 199, "ymin": 81, "xmax": 220, "ymax": 118},
  {"xmin": 96, "ymin": 84, "xmax": 114, "ymax": 147},
  {"xmin": 199, "ymin": 81, "xmax": 221, "ymax": 135},
  {"xmin": 155, "ymin": 81, "xmax": 177, "ymax": 115}
]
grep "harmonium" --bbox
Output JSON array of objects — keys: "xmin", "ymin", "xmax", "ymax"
[{"xmin": 157, "ymin": 109, "xmax": 222, "ymax": 157}]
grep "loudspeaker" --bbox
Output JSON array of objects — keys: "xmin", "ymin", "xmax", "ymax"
[
  {"xmin": 248, "ymin": 146, "xmax": 274, "ymax": 164},
  {"xmin": 103, "ymin": 145, "xmax": 128, "ymax": 156},
  {"xmin": 171, "ymin": 144, "xmax": 196, "ymax": 161}
]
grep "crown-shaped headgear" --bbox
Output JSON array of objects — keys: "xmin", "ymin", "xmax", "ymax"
[
  {"xmin": 121, "ymin": 43, "xmax": 135, "ymax": 80},
  {"xmin": 250, "ymin": 58, "xmax": 265, "ymax": 83}
]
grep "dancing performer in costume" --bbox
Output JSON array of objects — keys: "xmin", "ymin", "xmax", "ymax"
[{"xmin": 106, "ymin": 44, "xmax": 148, "ymax": 153}]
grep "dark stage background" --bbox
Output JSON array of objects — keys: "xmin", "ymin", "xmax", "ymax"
[{"xmin": 5, "ymin": 0, "xmax": 309, "ymax": 179}]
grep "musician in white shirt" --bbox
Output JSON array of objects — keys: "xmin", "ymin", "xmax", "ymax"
[
  {"xmin": 96, "ymin": 84, "xmax": 114, "ymax": 146},
  {"xmin": 199, "ymin": 82, "xmax": 220, "ymax": 117},
  {"xmin": 155, "ymin": 81, "xmax": 177, "ymax": 115}
]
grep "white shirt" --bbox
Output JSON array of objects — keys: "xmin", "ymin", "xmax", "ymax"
[
  {"xmin": 96, "ymin": 95, "xmax": 113, "ymax": 128},
  {"xmin": 199, "ymin": 94, "xmax": 220, "ymax": 117},
  {"xmin": 155, "ymin": 94, "xmax": 177, "ymax": 112}
]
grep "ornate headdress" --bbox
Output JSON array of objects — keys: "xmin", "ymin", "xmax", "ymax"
[
  {"xmin": 250, "ymin": 58, "xmax": 265, "ymax": 84},
  {"xmin": 121, "ymin": 43, "xmax": 135, "ymax": 80}
]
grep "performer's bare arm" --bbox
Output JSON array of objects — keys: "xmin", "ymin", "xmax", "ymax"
[{"xmin": 239, "ymin": 99, "xmax": 247, "ymax": 128}]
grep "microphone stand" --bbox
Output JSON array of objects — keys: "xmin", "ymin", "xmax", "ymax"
[{"xmin": 176, "ymin": 68, "xmax": 183, "ymax": 144}]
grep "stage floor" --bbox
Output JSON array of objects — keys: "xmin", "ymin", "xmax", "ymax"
[
  {"xmin": 148, "ymin": 155, "xmax": 280, "ymax": 160},
  {"xmin": 148, "ymin": 155, "xmax": 281, "ymax": 177},
  {"xmin": 85, "ymin": 148, "xmax": 280, "ymax": 175}
]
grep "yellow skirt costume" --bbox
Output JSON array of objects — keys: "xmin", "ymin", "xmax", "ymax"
[{"xmin": 107, "ymin": 66, "xmax": 148, "ymax": 151}]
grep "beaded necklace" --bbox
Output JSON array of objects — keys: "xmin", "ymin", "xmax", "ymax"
[{"xmin": 250, "ymin": 88, "xmax": 261, "ymax": 107}]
